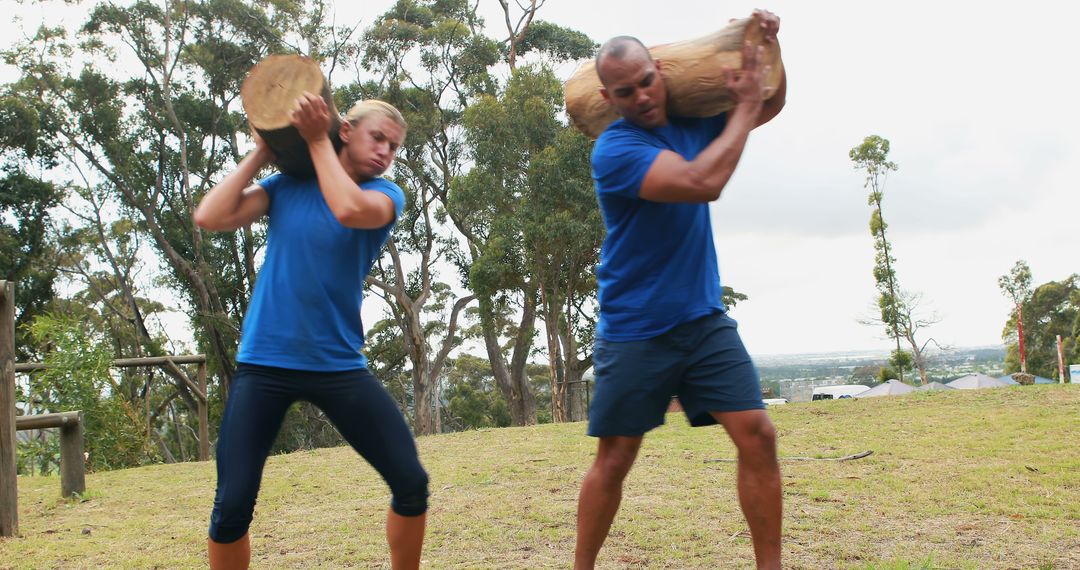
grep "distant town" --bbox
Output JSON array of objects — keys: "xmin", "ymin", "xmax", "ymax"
[{"xmin": 754, "ymin": 345, "xmax": 1007, "ymax": 402}]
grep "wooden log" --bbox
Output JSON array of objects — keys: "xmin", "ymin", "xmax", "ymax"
[
  {"xmin": 16, "ymin": 354, "xmax": 207, "ymax": 373},
  {"xmin": 14, "ymin": 412, "xmax": 86, "ymax": 498},
  {"xmin": 564, "ymin": 13, "xmax": 784, "ymax": 139},
  {"xmin": 0, "ymin": 281, "xmax": 17, "ymax": 536},
  {"xmin": 14, "ymin": 411, "xmax": 81, "ymax": 431},
  {"xmin": 240, "ymin": 54, "xmax": 343, "ymax": 178},
  {"xmin": 163, "ymin": 357, "xmax": 207, "ymax": 403}
]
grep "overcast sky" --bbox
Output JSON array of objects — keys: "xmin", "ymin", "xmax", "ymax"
[{"xmin": 4, "ymin": 1, "xmax": 1077, "ymax": 357}]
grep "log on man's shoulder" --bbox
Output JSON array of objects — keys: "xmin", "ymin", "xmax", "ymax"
[{"xmin": 565, "ymin": 13, "xmax": 784, "ymax": 139}]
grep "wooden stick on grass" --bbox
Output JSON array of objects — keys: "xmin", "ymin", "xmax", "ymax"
[{"xmin": 704, "ymin": 450, "xmax": 874, "ymax": 463}]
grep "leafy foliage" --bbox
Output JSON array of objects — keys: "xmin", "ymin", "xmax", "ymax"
[
  {"xmin": 444, "ymin": 354, "xmax": 511, "ymax": 430},
  {"xmin": 24, "ymin": 311, "xmax": 154, "ymax": 472},
  {"xmin": 1002, "ymin": 274, "xmax": 1077, "ymax": 380},
  {"xmin": 514, "ymin": 20, "xmax": 596, "ymax": 62}
]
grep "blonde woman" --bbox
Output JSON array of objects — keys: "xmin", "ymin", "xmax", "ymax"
[{"xmin": 194, "ymin": 96, "xmax": 427, "ymax": 570}]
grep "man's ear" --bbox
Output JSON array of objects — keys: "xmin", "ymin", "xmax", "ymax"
[{"xmin": 599, "ymin": 87, "xmax": 610, "ymax": 103}]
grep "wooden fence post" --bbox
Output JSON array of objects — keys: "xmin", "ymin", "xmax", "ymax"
[
  {"xmin": 15, "ymin": 412, "xmax": 85, "ymax": 498},
  {"xmin": 0, "ymin": 281, "xmax": 18, "ymax": 537},
  {"xmin": 197, "ymin": 362, "xmax": 209, "ymax": 461},
  {"xmin": 59, "ymin": 412, "xmax": 85, "ymax": 498}
]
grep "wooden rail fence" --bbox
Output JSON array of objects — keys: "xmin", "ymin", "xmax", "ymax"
[
  {"xmin": 15, "ymin": 411, "xmax": 84, "ymax": 498},
  {"xmin": 1, "ymin": 280, "xmax": 211, "ymax": 537}
]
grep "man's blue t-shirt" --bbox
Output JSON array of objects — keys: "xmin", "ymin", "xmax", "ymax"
[
  {"xmin": 591, "ymin": 114, "xmax": 728, "ymax": 341},
  {"xmin": 236, "ymin": 173, "xmax": 406, "ymax": 371}
]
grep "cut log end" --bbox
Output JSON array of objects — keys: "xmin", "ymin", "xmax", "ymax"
[
  {"xmin": 240, "ymin": 54, "xmax": 343, "ymax": 178},
  {"xmin": 241, "ymin": 55, "xmax": 328, "ymax": 130}
]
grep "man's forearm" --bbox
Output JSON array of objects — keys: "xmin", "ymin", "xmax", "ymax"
[{"xmin": 690, "ymin": 101, "xmax": 763, "ymax": 194}]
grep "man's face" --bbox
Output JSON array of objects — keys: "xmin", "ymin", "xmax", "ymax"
[
  {"xmin": 342, "ymin": 115, "xmax": 405, "ymax": 180},
  {"xmin": 598, "ymin": 50, "xmax": 668, "ymax": 129}
]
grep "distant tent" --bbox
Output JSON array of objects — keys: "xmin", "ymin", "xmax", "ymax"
[
  {"xmin": 947, "ymin": 373, "xmax": 1010, "ymax": 390},
  {"xmin": 914, "ymin": 381, "xmax": 954, "ymax": 392},
  {"xmin": 855, "ymin": 379, "xmax": 914, "ymax": 398}
]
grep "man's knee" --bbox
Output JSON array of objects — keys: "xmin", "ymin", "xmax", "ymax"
[
  {"xmin": 390, "ymin": 468, "xmax": 429, "ymax": 517},
  {"xmin": 734, "ymin": 417, "xmax": 778, "ymax": 461},
  {"xmin": 593, "ymin": 437, "xmax": 641, "ymax": 483}
]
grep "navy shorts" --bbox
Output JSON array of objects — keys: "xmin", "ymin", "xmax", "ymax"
[{"xmin": 588, "ymin": 312, "xmax": 765, "ymax": 437}]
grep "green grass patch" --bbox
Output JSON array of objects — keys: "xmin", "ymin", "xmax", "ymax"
[{"xmin": 2, "ymin": 385, "xmax": 1078, "ymax": 568}]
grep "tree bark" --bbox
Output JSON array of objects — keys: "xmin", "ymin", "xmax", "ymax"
[
  {"xmin": 1, "ymin": 282, "xmax": 18, "ymax": 537},
  {"xmin": 541, "ymin": 288, "xmax": 567, "ymax": 422},
  {"xmin": 478, "ymin": 294, "xmax": 538, "ymax": 426}
]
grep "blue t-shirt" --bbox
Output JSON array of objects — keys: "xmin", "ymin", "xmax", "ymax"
[
  {"xmin": 591, "ymin": 114, "xmax": 728, "ymax": 341},
  {"xmin": 236, "ymin": 173, "xmax": 406, "ymax": 371}
]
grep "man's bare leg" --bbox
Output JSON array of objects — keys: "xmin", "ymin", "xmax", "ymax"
[
  {"xmin": 712, "ymin": 409, "xmax": 782, "ymax": 570},
  {"xmin": 573, "ymin": 435, "xmax": 643, "ymax": 570}
]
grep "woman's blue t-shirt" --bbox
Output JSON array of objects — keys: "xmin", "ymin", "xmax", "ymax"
[{"xmin": 236, "ymin": 173, "xmax": 405, "ymax": 371}]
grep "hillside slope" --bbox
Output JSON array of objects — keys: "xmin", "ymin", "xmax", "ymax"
[{"xmin": 3, "ymin": 385, "xmax": 1078, "ymax": 569}]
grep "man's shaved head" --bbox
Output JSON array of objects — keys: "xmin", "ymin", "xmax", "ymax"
[
  {"xmin": 594, "ymin": 34, "xmax": 668, "ymax": 128},
  {"xmin": 595, "ymin": 36, "xmax": 652, "ymax": 85}
]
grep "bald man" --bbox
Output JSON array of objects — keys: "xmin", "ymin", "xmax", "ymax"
[{"xmin": 575, "ymin": 11, "xmax": 786, "ymax": 570}]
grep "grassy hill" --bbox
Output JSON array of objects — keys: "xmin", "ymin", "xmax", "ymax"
[{"xmin": 2, "ymin": 385, "xmax": 1078, "ymax": 569}]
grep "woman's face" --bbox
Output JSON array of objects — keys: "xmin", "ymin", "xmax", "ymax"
[{"xmin": 341, "ymin": 114, "xmax": 405, "ymax": 180}]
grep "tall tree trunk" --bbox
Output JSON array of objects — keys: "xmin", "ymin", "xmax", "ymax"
[
  {"xmin": 904, "ymin": 330, "xmax": 929, "ymax": 386},
  {"xmin": 401, "ymin": 306, "xmax": 435, "ymax": 436},
  {"xmin": 508, "ymin": 289, "xmax": 539, "ymax": 425},
  {"xmin": 541, "ymin": 288, "xmax": 567, "ymax": 422},
  {"xmin": 563, "ymin": 367, "xmax": 586, "ymax": 422},
  {"xmin": 412, "ymin": 363, "xmax": 435, "ymax": 436},
  {"xmin": 477, "ymin": 294, "xmax": 538, "ymax": 426},
  {"xmin": 873, "ymin": 204, "xmax": 904, "ymax": 382},
  {"xmin": 559, "ymin": 318, "xmax": 591, "ymax": 422}
]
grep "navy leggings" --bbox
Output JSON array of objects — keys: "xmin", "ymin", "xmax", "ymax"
[{"xmin": 208, "ymin": 363, "xmax": 429, "ymax": 543}]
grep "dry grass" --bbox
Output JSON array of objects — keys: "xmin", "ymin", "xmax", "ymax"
[{"xmin": 2, "ymin": 385, "xmax": 1077, "ymax": 569}]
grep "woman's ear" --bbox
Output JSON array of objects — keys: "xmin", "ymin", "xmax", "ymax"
[{"xmin": 339, "ymin": 121, "xmax": 352, "ymax": 143}]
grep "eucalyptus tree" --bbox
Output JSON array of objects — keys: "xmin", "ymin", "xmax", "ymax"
[
  {"xmin": 523, "ymin": 118, "xmax": 601, "ymax": 421},
  {"xmin": 357, "ymin": 0, "xmax": 594, "ymax": 429},
  {"xmin": 1, "ymin": 1, "xmax": 355, "ymax": 393},
  {"xmin": 850, "ymin": 135, "xmax": 938, "ymax": 384},
  {"xmin": 850, "ymin": 136, "xmax": 905, "ymax": 377},
  {"xmin": 998, "ymin": 260, "xmax": 1033, "ymax": 373},
  {"xmin": 454, "ymin": 65, "xmax": 600, "ymax": 423},
  {"xmin": 352, "ymin": 0, "xmax": 497, "ymax": 434},
  {"xmin": 0, "ymin": 97, "xmax": 63, "ymax": 360},
  {"xmin": 1001, "ymin": 274, "xmax": 1077, "ymax": 379}
]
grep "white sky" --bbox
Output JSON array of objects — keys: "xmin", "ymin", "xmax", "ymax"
[{"xmin": 4, "ymin": 0, "xmax": 1077, "ymax": 357}]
